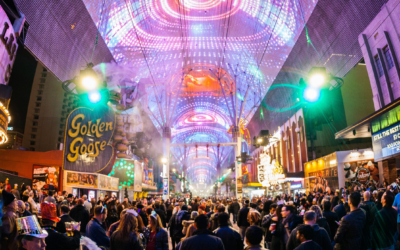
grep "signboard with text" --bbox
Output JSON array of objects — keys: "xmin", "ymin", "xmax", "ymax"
[
  {"xmin": 63, "ymin": 106, "xmax": 115, "ymax": 173},
  {"xmin": 257, "ymin": 153, "xmax": 285, "ymax": 187},
  {"xmin": 372, "ymin": 122, "xmax": 400, "ymax": 160}
]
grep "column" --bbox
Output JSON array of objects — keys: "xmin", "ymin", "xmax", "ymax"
[
  {"xmin": 162, "ymin": 127, "xmax": 171, "ymax": 200},
  {"xmin": 232, "ymin": 126, "xmax": 241, "ymax": 199}
]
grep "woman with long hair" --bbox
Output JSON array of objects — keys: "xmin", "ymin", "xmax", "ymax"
[
  {"xmin": 144, "ymin": 211, "xmax": 168, "ymax": 250},
  {"xmin": 110, "ymin": 211, "xmax": 144, "ymax": 250},
  {"xmin": 269, "ymin": 204, "xmax": 285, "ymax": 250}
]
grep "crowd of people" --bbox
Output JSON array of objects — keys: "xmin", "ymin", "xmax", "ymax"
[{"xmin": 1, "ymin": 180, "xmax": 399, "ymax": 250}]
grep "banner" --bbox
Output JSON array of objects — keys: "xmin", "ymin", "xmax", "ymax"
[
  {"xmin": 33, "ymin": 165, "xmax": 60, "ymax": 191},
  {"xmin": 133, "ymin": 160, "xmax": 143, "ymax": 192},
  {"xmin": 63, "ymin": 106, "xmax": 115, "ymax": 173},
  {"xmin": 163, "ymin": 179, "xmax": 168, "ymax": 195},
  {"xmin": 257, "ymin": 153, "xmax": 285, "ymax": 187},
  {"xmin": 65, "ymin": 171, "xmax": 98, "ymax": 189},
  {"xmin": 98, "ymin": 174, "xmax": 119, "ymax": 191},
  {"xmin": 343, "ymin": 160, "xmax": 378, "ymax": 186},
  {"xmin": 372, "ymin": 122, "xmax": 400, "ymax": 160}
]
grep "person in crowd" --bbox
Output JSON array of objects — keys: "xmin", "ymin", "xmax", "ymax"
[
  {"xmin": 211, "ymin": 205, "xmax": 227, "ymax": 231},
  {"xmin": 238, "ymin": 199, "xmax": 251, "ymax": 240},
  {"xmin": 282, "ymin": 205, "xmax": 303, "ymax": 238},
  {"xmin": 270, "ymin": 205, "xmax": 285, "ymax": 250},
  {"xmin": 180, "ymin": 214, "xmax": 224, "ymax": 250},
  {"xmin": 106, "ymin": 199, "xmax": 119, "ymax": 228},
  {"xmin": 110, "ymin": 210, "xmax": 144, "ymax": 250},
  {"xmin": 40, "ymin": 202, "xmax": 81, "ymax": 250},
  {"xmin": 248, "ymin": 209, "xmax": 261, "ymax": 226},
  {"xmin": 372, "ymin": 191, "xmax": 397, "ymax": 249},
  {"xmin": 262, "ymin": 203, "xmax": 277, "ymax": 249},
  {"xmin": 182, "ymin": 211, "xmax": 198, "ymax": 236},
  {"xmin": 166, "ymin": 202, "xmax": 174, "ymax": 224},
  {"xmin": 321, "ymin": 199, "xmax": 338, "ymax": 240},
  {"xmin": 69, "ymin": 198, "xmax": 90, "ymax": 236},
  {"xmin": 331, "ymin": 196, "xmax": 346, "ymax": 221},
  {"xmin": 11, "ymin": 184, "xmax": 20, "ymax": 200},
  {"xmin": 334, "ymin": 192, "xmax": 365, "ymax": 250},
  {"xmin": 44, "ymin": 190, "xmax": 56, "ymax": 204},
  {"xmin": 213, "ymin": 212, "xmax": 243, "ymax": 250},
  {"xmin": 86, "ymin": 205, "xmax": 110, "ymax": 249},
  {"xmin": 230, "ymin": 199, "xmax": 240, "ymax": 224},
  {"xmin": 169, "ymin": 204, "xmax": 191, "ymax": 250},
  {"xmin": 206, "ymin": 200, "xmax": 212, "ymax": 213},
  {"xmin": 192, "ymin": 198, "xmax": 199, "ymax": 212},
  {"xmin": 293, "ymin": 225, "xmax": 322, "ymax": 250},
  {"xmin": 4, "ymin": 178, "xmax": 11, "ymax": 192},
  {"xmin": 138, "ymin": 204, "xmax": 149, "ymax": 227},
  {"xmin": 375, "ymin": 191, "xmax": 384, "ymax": 210},
  {"xmin": 56, "ymin": 205, "xmax": 74, "ymax": 233},
  {"xmin": 17, "ymin": 200, "xmax": 32, "ymax": 217},
  {"xmin": 198, "ymin": 204, "xmax": 207, "ymax": 215},
  {"xmin": 17, "ymin": 221, "xmax": 48, "ymax": 250},
  {"xmin": 287, "ymin": 211, "xmax": 332, "ymax": 250},
  {"xmin": 154, "ymin": 202, "xmax": 167, "ymax": 228},
  {"xmin": 144, "ymin": 211, "xmax": 168, "ymax": 250},
  {"xmin": 360, "ymin": 191, "xmax": 377, "ymax": 250},
  {"xmin": 244, "ymin": 226, "xmax": 267, "ymax": 250},
  {"xmin": 108, "ymin": 209, "xmax": 127, "ymax": 237},
  {"xmin": 261, "ymin": 200, "xmax": 273, "ymax": 219},
  {"xmin": 1, "ymin": 189, "xmax": 18, "ymax": 250},
  {"xmin": 82, "ymin": 195, "xmax": 92, "ymax": 213},
  {"xmin": 309, "ymin": 205, "xmax": 331, "ymax": 237}
]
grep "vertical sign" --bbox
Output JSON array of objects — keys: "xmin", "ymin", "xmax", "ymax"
[
  {"xmin": 163, "ymin": 179, "xmax": 169, "ymax": 195},
  {"xmin": 133, "ymin": 160, "xmax": 143, "ymax": 192}
]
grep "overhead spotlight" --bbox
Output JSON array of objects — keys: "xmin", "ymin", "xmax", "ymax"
[
  {"xmin": 161, "ymin": 157, "xmax": 168, "ymax": 164},
  {"xmin": 257, "ymin": 138, "xmax": 263, "ymax": 143},
  {"xmin": 308, "ymin": 67, "xmax": 326, "ymax": 88},
  {"xmin": 303, "ymin": 87, "xmax": 320, "ymax": 103},
  {"xmin": 88, "ymin": 91, "xmax": 101, "ymax": 103}
]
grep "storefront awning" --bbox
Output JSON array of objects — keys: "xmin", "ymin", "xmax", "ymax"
[{"xmin": 335, "ymin": 97, "xmax": 400, "ymax": 139}]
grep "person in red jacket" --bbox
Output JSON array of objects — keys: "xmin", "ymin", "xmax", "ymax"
[
  {"xmin": 198, "ymin": 205, "xmax": 207, "ymax": 215},
  {"xmin": 5, "ymin": 178, "xmax": 11, "ymax": 192}
]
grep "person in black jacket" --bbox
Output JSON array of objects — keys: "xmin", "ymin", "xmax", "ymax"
[
  {"xmin": 293, "ymin": 225, "xmax": 322, "ymax": 250},
  {"xmin": 86, "ymin": 205, "xmax": 110, "ymax": 249},
  {"xmin": 371, "ymin": 191, "xmax": 397, "ymax": 250},
  {"xmin": 40, "ymin": 202, "xmax": 81, "ymax": 250},
  {"xmin": 169, "ymin": 205, "xmax": 191, "ymax": 250},
  {"xmin": 154, "ymin": 202, "xmax": 167, "ymax": 228},
  {"xmin": 286, "ymin": 211, "xmax": 332, "ymax": 250},
  {"xmin": 180, "ymin": 214, "xmax": 224, "ymax": 250},
  {"xmin": 334, "ymin": 192, "xmax": 366, "ymax": 250},
  {"xmin": 56, "ymin": 205, "xmax": 75, "ymax": 233},
  {"xmin": 138, "ymin": 204, "xmax": 149, "ymax": 227},
  {"xmin": 237, "ymin": 200, "xmax": 250, "ymax": 240},
  {"xmin": 359, "ymin": 191, "xmax": 377, "ymax": 250},
  {"xmin": 213, "ymin": 212, "xmax": 243, "ymax": 250},
  {"xmin": 230, "ymin": 199, "xmax": 241, "ymax": 224},
  {"xmin": 322, "ymin": 199, "xmax": 338, "ymax": 240},
  {"xmin": 69, "ymin": 198, "xmax": 90, "ymax": 235},
  {"xmin": 192, "ymin": 198, "xmax": 200, "ymax": 213}
]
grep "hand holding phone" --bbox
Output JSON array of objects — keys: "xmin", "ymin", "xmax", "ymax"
[{"xmin": 300, "ymin": 209, "xmax": 305, "ymax": 216}]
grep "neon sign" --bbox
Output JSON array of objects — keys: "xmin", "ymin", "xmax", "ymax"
[{"xmin": 257, "ymin": 153, "xmax": 285, "ymax": 187}]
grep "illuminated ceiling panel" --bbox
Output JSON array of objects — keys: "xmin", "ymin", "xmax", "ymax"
[{"xmin": 83, "ymin": 0, "xmax": 318, "ymax": 183}]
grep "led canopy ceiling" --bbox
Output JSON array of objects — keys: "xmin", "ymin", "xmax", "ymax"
[{"xmin": 83, "ymin": 0, "xmax": 318, "ymax": 184}]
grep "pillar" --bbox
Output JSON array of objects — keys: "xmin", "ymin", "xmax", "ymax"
[
  {"xmin": 232, "ymin": 126, "xmax": 241, "ymax": 199},
  {"xmin": 162, "ymin": 127, "xmax": 171, "ymax": 200}
]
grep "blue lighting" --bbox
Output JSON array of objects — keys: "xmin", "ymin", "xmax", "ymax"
[{"xmin": 88, "ymin": 91, "xmax": 101, "ymax": 103}]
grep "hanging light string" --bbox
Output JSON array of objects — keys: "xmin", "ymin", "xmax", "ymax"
[{"xmin": 90, "ymin": 0, "xmax": 106, "ymax": 64}]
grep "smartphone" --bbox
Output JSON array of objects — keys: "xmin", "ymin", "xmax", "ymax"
[{"xmin": 300, "ymin": 209, "xmax": 305, "ymax": 216}]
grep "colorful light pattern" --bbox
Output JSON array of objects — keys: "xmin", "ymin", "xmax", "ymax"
[{"xmin": 83, "ymin": 0, "xmax": 318, "ymax": 184}]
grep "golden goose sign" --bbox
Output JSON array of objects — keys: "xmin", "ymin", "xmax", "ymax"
[{"xmin": 63, "ymin": 107, "xmax": 115, "ymax": 173}]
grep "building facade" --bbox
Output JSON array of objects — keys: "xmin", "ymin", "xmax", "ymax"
[
  {"xmin": 359, "ymin": 0, "xmax": 400, "ymax": 110},
  {"xmin": 22, "ymin": 62, "xmax": 80, "ymax": 151}
]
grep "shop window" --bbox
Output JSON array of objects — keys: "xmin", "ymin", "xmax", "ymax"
[
  {"xmin": 375, "ymin": 55, "xmax": 384, "ymax": 77},
  {"xmin": 383, "ymin": 46, "xmax": 395, "ymax": 69}
]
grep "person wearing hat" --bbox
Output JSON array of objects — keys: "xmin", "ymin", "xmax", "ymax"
[
  {"xmin": 40, "ymin": 202, "xmax": 81, "ymax": 250},
  {"xmin": 1, "ymin": 189, "xmax": 18, "ymax": 250},
  {"xmin": 16, "ymin": 216, "xmax": 48, "ymax": 250},
  {"xmin": 144, "ymin": 211, "xmax": 168, "ymax": 250}
]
